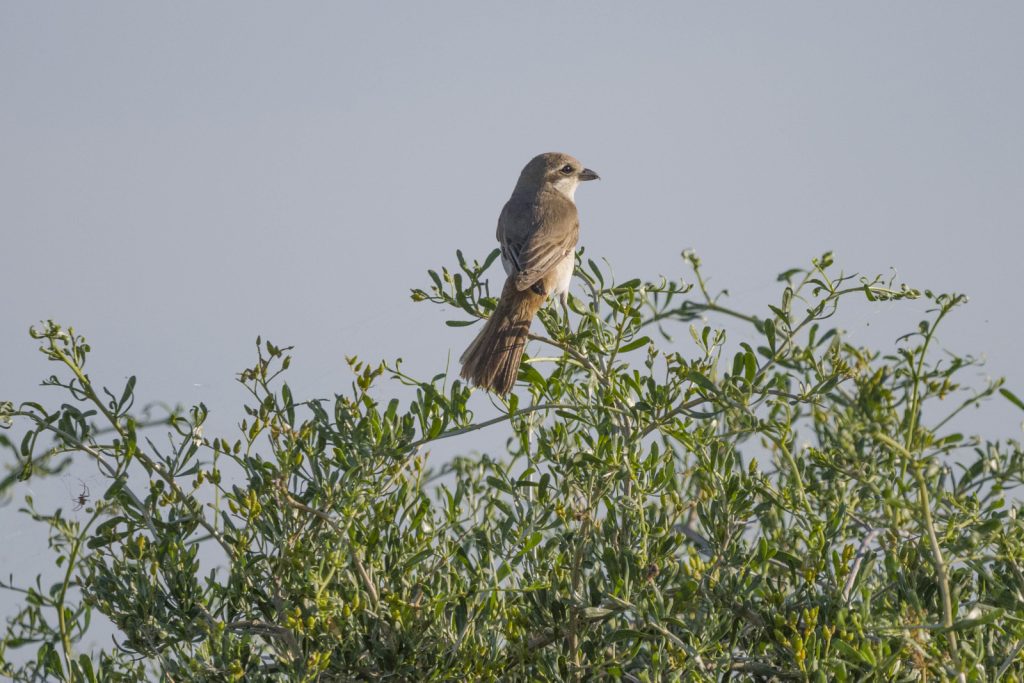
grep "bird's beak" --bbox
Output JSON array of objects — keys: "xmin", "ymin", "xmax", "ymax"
[{"xmin": 579, "ymin": 168, "xmax": 600, "ymax": 181}]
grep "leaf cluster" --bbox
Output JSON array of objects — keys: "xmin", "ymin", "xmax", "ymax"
[{"xmin": 2, "ymin": 252, "xmax": 1023, "ymax": 681}]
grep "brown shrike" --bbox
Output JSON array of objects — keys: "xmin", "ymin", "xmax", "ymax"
[{"xmin": 459, "ymin": 152, "xmax": 599, "ymax": 394}]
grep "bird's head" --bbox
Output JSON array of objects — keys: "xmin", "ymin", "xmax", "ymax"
[{"xmin": 514, "ymin": 152, "xmax": 599, "ymax": 201}]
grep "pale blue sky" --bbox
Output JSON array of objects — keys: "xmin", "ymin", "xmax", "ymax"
[{"xmin": 2, "ymin": 2, "xmax": 1023, "ymax": 631}]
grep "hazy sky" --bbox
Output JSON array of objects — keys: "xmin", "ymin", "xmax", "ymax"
[{"xmin": 2, "ymin": 2, "xmax": 1023, "ymax": 631}]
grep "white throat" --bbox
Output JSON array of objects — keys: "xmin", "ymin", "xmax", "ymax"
[{"xmin": 551, "ymin": 176, "xmax": 579, "ymax": 202}]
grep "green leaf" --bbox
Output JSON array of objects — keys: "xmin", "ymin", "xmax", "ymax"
[
  {"xmin": 486, "ymin": 476, "xmax": 512, "ymax": 495},
  {"xmin": 949, "ymin": 607, "xmax": 1005, "ymax": 630},
  {"xmin": 1000, "ymin": 388, "xmax": 1024, "ymax": 412},
  {"xmin": 731, "ymin": 351, "xmax": 744, "ymax": 378},
  {"xmin": 428, "ymin": 269, "xmax": 443, "ymax": 290},
  {"xmin": 445, "ymin": 319, "xmax": 477, "ymax": 327},
  {"xmin": 454, "ymin": 599, "xmax": 468, "ymax": 634},
  {"xmin": 744, "ymin": 350, "xmax": 757, "ymax": 382},
  {"xmin": 764, "ymin": 319, "xmax": 776, "ymax": 353},
  {"xmin": 833, "ymin": 638, "xmax": 874, "ymax": 666},
  {"xmin": 87, "ymin": 530, "xmax": 130, "ymax": 550},
  {"xmin": 93, "ymin": 516, "xmax": 125, "ymax": 536},
  {"xmin": 687, "ymin": 370, "xmax": 718, "ymax": 394},
  {"xmin": 519, "ymin": 362, "xmax": 546, "ymax": 389},
  {"xmin": 117, "ymin": 375, "xmax": 136, "ymax": 413},
  {"xmin": 76, "ymin": 653, "xmax": 97, "ymax": 683},
  {"xmin": 582, "ymin": 606, "xmax": 616, "ymax": 620},
  {"xmin": 40, "ymin": 642, "xmax": 64, "ymax": 678},
  {"xmin": 813, "ymin": 375, "xmax": 840, "ymax": 396},
  {"xmin": 282, "ymin": 382, "xmax": 295, "ymax": 425},
  {"xmin": 619, "ymin": 336, "xmax": 651, "ymax": 353},
  {"xmin": 103, "ymin": 477, "xmax": 127, "ymax": 500},
  {"xmin": 587, "ymin": 259, "xmax": 605, "ymax": 287},
  {"xmin": 773, "ymin": 550, "xmax": 803, "ymax": 571},
  {"xmin": 482, "ymin": 248, "xmax": 502, "ymax": 271},
  {"xmin": 609, "ymin": 628, "xmax": 648, "ymax": 642},
  {"xmin": 522, "ymin": 531, "xmax": 542, "ymax": 553},
  {"xmin": 406, "ymin": 548, "xmax": 433, "ymax": 568},
  {"xmin": 777, "ymin": 267, "xmax": 803, "ymax": 282}
]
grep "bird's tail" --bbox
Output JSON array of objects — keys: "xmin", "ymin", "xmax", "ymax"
[{"xmin": 459, "ymin": 278, "xmax": 546, "ymax": 394}]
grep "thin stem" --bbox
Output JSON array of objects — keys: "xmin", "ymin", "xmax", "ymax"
[
  {"xmin": 875, "ymin": 432, "xmax": 961, "ymax": 671},
  {"xmin": 910, "ymin": 462, "xmax": 959, "ymax": 666},
  {"xmin": 528, "ymin": 334, "xmax": 599, "ymax": 375},
  {"xmin": 770, "ymin": 435, "xmax": 811, "ymax": 515},
  {"xmin": 402, "ymin": 402, "xmax": 575, "ymax": 454},
  {"xmin": 280, "ymin": 491, "xmax": 380, "ymax": 609},
  {"xmin": 56, "ymin": 513, "xmax": 99, "ymax": 674},
  {"xmin": 640, "ymin": 301, "xmax": 760, "ymax": 331},
  {"xmin": 904, "ymin": 301, "xmax": 954, "ymax": 456},
  {"xmin": 638, "ymin": 396, "xmax": 713, "ymax": 439}
]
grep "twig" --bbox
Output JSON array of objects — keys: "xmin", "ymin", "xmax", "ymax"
[
  {"xmin": 874, "ymin": 432, "xmax": 961, "ymax": 672},
  {"xmin": 402, "ymin": 403, "xmax": 574, "ymax": 454},
  {"xmin": 638, "ymin": 396, "xmax": 713, "ymax": 439},
  {"xmin": 280, "ymin": 491, "xmax": 380, "ymax": 609},
  {"xmin": 527, "ymin": 334, "xmax": 598, "ymax": 374},
  {"xmin": 842, "ymin": 528, "xmax": 881, "ymax": 602},
  {"xmin": 996, "ymin": 640, "xmax": 1024, "ymax": 680}
]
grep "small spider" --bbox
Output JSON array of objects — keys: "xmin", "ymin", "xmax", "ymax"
[{"xmin": 73, "ymin": 482, "xmax": 90, "ymax": 511}]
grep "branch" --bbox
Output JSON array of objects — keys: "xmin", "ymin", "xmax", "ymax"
[
  {"xmin": 279, "ymin": 491, "xmax": 380, "ymax": 609},
  {"xmin": 402, "ymin": 402, "xmax": 575, "ymax": 454},
  {"xmin": 874, "ymin": 432, "xmax": 961, "ymax": 671}
]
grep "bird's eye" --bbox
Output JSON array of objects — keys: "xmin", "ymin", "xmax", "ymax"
[{"xmin": 560, "ymin": 164, "xmax": 574, "ymax": 174}]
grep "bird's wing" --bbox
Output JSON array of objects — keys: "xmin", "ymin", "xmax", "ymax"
[{"xmin": 497, "ymin": 194, "xmax": 579, "ymax": 292}]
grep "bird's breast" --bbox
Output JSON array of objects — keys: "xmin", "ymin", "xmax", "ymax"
[{"xmin": 547, "ymin": 251, "xmax": 575, "ymax": 304}]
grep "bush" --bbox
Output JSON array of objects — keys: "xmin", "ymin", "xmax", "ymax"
[{"xmin": 2, "ymin": 250, "xmax": 1023, "ymax": 681}]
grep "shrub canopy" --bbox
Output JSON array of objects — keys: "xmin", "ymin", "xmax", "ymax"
[{"xmin": 2, "ymin": 251, "xmax": 1023, "ymax": 681}]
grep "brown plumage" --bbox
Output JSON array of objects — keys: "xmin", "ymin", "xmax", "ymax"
[
  {"xmin": 459, "ymin": 152, "xmax": 599, "ymax": 394},
  {"xmin": 458, "ymin": 277, "xmax": 548, "ymax": 394}
]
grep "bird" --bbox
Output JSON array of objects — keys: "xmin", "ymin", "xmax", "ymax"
[{"xmin": 459, "ymin": 152, "xmax": 599, "ymax": 394}]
